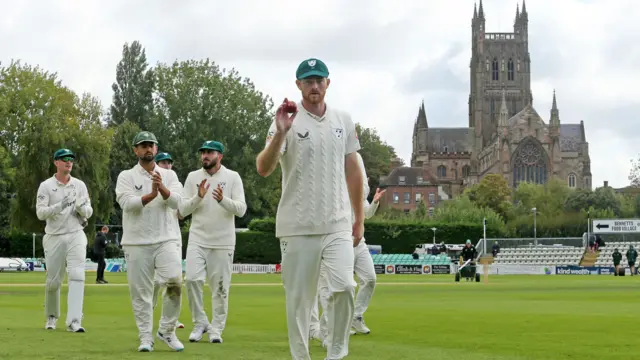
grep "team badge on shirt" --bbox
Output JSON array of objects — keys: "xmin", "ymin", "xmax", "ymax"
[
  {"xmin": 218, "ymin": 181, "xmax": 226, "ymax": 189},
  {"xmin": 332, "ymin": 128, "xmax": 343, "ymax": 139}
]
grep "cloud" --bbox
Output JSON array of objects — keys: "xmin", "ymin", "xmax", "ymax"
[{"xmin": 0, "ymin": 0, "xmax": 638, "ymax": 189}]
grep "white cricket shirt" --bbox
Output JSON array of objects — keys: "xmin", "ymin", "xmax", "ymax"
[
  {"xmin": 182, "ymin": 166, "xmax": 247, "ymax": 250},
  {"xmin": 36, "ymin": 175, "xmax": 93, "ymax": 235},
  {"xmin": 265, "ymin": 102, "xmax": 361, "ymax": 238},
  {"xmin": 115, "ymin": 163, "xmax": 200, "ymax": 246}
]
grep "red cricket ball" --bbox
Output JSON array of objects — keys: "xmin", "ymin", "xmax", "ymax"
[{"xmin": 282, "ymin": 98, "xmax": 297, "ymax": 114}]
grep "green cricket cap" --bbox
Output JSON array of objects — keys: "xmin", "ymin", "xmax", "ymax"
[
  {"xmin": 296, "ymin": 58, "xmax": 329, "ymax": 80},
  {"xmin": 466, "ymin": 239, "xmax": 471, "ymax": 244},
  {"xmin": 155, "ymin": 152, "xmax": 173, "ymax": 163},
  {"xmin": 132, "ymin": 131, "xmax": 158, "ymax": 146},
  {"xmin": 53, "ymin": 148, "xmax": 75, "ymax": 160},
  {"xmin": 198, "ymin": 140, "xmax": 225, "ymax": 154}
]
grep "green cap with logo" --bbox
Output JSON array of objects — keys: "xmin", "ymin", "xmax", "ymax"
[
  {"xmin": 466, "ymin": 239, "xmax": 471, "ymax": 244},
  {"xmin": 199, "ymin": 140, "xmax": 225, "ymax": 154},
  {"xmin": 132, "ymin": 131, "xmax": 158, "ymax": 146},
  {"xmin": 296, "ymin": 58, "xmax": 329, "ymax": 80},
  {"xmin": 53, "ymin": 148, "xmax": 75, "ymax": 160},
  {"xmin": 155, "ymin": 152, "xmax": 173, "ymax": 163}
]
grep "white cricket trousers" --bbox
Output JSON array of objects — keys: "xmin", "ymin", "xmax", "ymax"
[
  {"xmin": 280, "ymin": 231, "xmax": 356, "ymax": 360},
  {"xmin": 123, "ymin": 241, "xmax": 183, "ymax": 343},
  {"xmin": 43, "ymin": 230, "xmax": 87, "ymax": 326},
  {"xmin": 184, "ymin": 244, "xmax": 234, "ymax": 336},
  {"xmin": 311, "ymin": 240, "xmax": 377, "ymax": 334}
]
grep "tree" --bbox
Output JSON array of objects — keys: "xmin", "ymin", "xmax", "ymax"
[
  {"xmin": 109, "ymin": 41, "xmax": 154, "ymax": 129},
  {"xmin": 0, "ymin": 61, "xmax": 111, "ymax": 233},
  {"xmin": 0, "ymin": 145, "xmax": 15, "ymax": 229},
  {"xmin": 432, "ymin": 195, "xmax": 507, "ymax": 236},
  {"xmin": 106, "ymin": 121, "xmax": 142, "ymax": 224},
  {"xmin": 465, "ymin": 174, "xmax": 511, "ymax": 219},
  {"xmin": 356, "ymin": 124, "xmax": 398, "ymax": 200},
  {"xmin": 629, "ymin": 156, "xmax": 640, "ymax": 187},
  {"xmin": 511, "ymin": 179, "xmax": 570, "ymax": 218},
  {"xmin": 148, "ymin": 59, "xmax": 280, "ymax": 225}
]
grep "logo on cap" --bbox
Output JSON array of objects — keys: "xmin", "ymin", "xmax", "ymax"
[{"xmin": 308, "ymin": 60, "xmax": 316, "ymax": 67}]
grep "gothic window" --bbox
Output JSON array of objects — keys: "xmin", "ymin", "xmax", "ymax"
[
  {"xmin": 568, "ymin": 173, "xmax": 577, "ymax": 188},
  {"xmin": 490, "ymin": 99, "xmax": 495, "ymax": 122},
  {"xmin": 462, "ymin": 165, "xmax": 471, "ymax": 177},
  {"xmin": 437, "ymin": 165, "xmax": 446, "ymax": 178},
  {"xmin": 517, "ymin": 59, "xmax": 521, "ymax": 71},
  {"xmin": 492, "ymin": 58, "xmax": 499, "ymax": 80},
  {"xmin": 512, "ymin": 138, "xmax": 549, "ymax": 187},
  {"xmin": 508, "ymin": 58, "xmax": 514, "ymax": 81}
]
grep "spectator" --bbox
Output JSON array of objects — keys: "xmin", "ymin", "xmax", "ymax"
[
  {"xmin": 431, "ymin": 244, "xmax": 439, "ymax": 255},
  {"xmin": 626, "ymin": 245, "xmax": 638, "ymax": 276},
  {"xmin": 439, "ymin": 242, "xmax": 447, "ymax": 254},
  {"xmin": 612, "ymin": 248, "xmax": 622, "ymax": 276},
  {"xmin": 492, "ymin": 242, "xmax": 500, "ymax": 257},
  {"xmin": 595, "ymin": 235, "xmax": 605, "ymax": 249},
  {"xmin": 94, "ymin": 226, "xmax": 109, "ymax": 284}
]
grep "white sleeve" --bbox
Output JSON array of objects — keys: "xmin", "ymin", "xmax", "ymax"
[
  {"xmin": 343, "ymin": 113, "xmax": 361, "ymax": 155},
  {"xmin": 36, "ymin": 183, "xmax": 63, "ymax": 220},
  {"xmin": 115, "ymin": 172, "xmax": 144, "ymax": 212},
  {"xmin": 218, "ymin": 172, "xmax": 247, "ymax": 217}
]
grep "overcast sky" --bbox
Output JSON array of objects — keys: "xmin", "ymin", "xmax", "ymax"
[{"xmin": 2, "ymin": 0, "xmax": 638, "ymax": 189}]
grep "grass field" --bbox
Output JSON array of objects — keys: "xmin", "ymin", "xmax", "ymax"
[{"xmin": 0, "ymin": 272, "xmax": 639, "ymax": 360}]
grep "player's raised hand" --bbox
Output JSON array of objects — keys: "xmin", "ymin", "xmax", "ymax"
[
  {"xmin": 372, "ymin": 188, "xmax": 386, "ymax": 203},
  {"xmin": 275, "ymin": 98, "xmax": 297, "ymax": 133},
  {"xmin": 197, "ymin": 179, "xmax": 210, "ymax": 198},
  {"xmin": 212, "ymin": 184, "xmax": 223, "ymax": 202}
]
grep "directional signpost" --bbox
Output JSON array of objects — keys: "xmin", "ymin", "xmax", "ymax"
[{"xmin": 592, "ymin": 219, "xmax": 640, "ymax": 234}]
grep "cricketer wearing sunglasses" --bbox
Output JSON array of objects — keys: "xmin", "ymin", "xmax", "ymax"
[{"xmin": 36, "ymin": 148, "xmax": 93, "ymax": 333}]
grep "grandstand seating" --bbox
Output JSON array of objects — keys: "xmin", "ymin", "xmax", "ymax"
[
  {"xmin": 594, "ymin": 242, "xmax": 640, "ymax": 267},
  {"xmin": 371, "ymin": 253, "xmax": 451, "ymax": 265},
  {"xmin": 492, "ymin": 246, "xmax": 584, "ymax": 265}
]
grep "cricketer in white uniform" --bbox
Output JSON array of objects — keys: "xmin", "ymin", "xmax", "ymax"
[
  {"xmin": 181, "ymin": 140, "xmax": 247, "ymax": 344},
  {"xmin": 256, "ymin": 58, "xmax": 365, "ymax": 360},
  {"xmin": 36, "ymin": 148, "xmax": 92, "ymax": 333},
  {"xmin": 310, "ymin": 152, "xmax": 385, "ymax": 341},
  {"xmin": 115, "ymin": 132, "xmax": 204, "ymax": 352},
  {"xmin": 152, "ymin": 152, "xmax": 185, "ymax": 330}
]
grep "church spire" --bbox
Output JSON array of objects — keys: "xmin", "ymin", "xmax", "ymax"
[
  {"xmin": 499, "ymin": 87, "xmax": 509, "ymax": 127},
  {"xmin": 550, "ymin": 89, "xmax": 560, "ymax": 125},
  {"xmin": 521, "ymin": 0, "xmax": 528, "ymax": 20},
  {"xmin": 515, "ymin": 3, "xmax": 520, "ymax": 24},
  {"xmin": 417, "ymin": 100, "xmax": 428, "ymax": 128},
  {"xmin": 478, "ymin": 0, "xmax": 485, "ymax": 19},
  {"xmin": 473, "ymin": 3, "xmax": 477, "ymax": 20}
]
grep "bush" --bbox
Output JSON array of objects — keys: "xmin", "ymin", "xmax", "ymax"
[{"xmin": 247, "ymin": 217, "xmax": 501, "ymax": 254}]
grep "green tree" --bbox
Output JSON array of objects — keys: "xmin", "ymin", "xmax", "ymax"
[
  {"xmin": 356, "ymin": 124, "xmax": 399, "ymax": 198},
  {"xmin": 109, "ymin": 41, "xmax": 154, "ymax": 129},
  {"xmin": 466, "ymin": 174, "xmax": 511, "ymax": 219},
  {"xmin": 0, "ymin": 61, "xmax": 111, "ymax": 233},
  {"xmin": 149, "ymin": 59, "xmax": 280, "ymax": 225},
  {"xmin": 0, "ymin": 145, "xmax": 16, "ymax": 229},
  {"xmin": 106, "ymin": 121, "xmax": 142, "ymax": 224},
  {"xmin": 511, "ymin": 179, "xmax": 570, "ymax": 218}
]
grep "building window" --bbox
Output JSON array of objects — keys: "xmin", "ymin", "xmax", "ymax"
[
  {"xmin": 462, "ymin": 165, "xmax": 470, "ymax": 177},
  {"xmin": 403, "ymin": 192, "xmax": 410, "ymax": 204},
  {"xmin": 398, "ymin": 176, "xmax": 405, "ymax": 185},
  {"xmin": 492, "ymin": 58, "xmax": 499, "ymax": 81},
  {"xmin": 417, "ymin": 176, "xmax": 424, "ymax": 184},
  {"xmin": 415, "ymin": 193, "xmax": 422, "ymax": 203},
  {"xmin": 507, "ymin": 58, "xmax": 514, "ymax": 81},
  {"xmin": 511, "ymin": 99, "xmax": 517, "ymax": 116},
  {"xmin": 512, "ymin": 137, "xmax": 549, "ymax": 187},
  {"xmin": 428, "ymin": 207, "xmax": 435, "ymax": 216},
  {"xmin": 437, "ymin": 165, "xmax": 446, "ymax": 178},
  {"xmin": 393, "ymin": 192, "xmax": 399, "ymax": 203},
  {"xmin": 428, "ymin": 193, "xmax": 435, "ymax": 204},
  {"xmin": 568, "ymin": 173, "xmax": 577, "ymax": 188}
]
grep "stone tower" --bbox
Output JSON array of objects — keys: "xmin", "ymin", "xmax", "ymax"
[{"xmin": 469, "ymin": 0, "xmax": 532, "ymax": 150}]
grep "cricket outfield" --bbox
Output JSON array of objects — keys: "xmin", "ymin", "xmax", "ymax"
[{"xmin": 0, "ymin": 272, "xmax": 638, "ymax": 359}]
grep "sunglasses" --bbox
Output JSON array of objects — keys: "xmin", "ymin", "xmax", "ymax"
[{"xmin": 57, "ymin": 157, "xmax": 74, "ymax": 162}]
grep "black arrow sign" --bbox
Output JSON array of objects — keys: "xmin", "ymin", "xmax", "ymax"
[{"xmin": 595, "ymin": 223, "xmax": 609, "ymax": 230}]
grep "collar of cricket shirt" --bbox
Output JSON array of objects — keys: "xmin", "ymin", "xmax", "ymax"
[
  {"xmin": 52, "ymin": 174, "xmax": 74, "ymax": 187},
  {"xmin": 136, "ymin": 163, "xmax": 158, "ymax": 176},
  {"xmin": 201, "ymin": 165, "xmax": 226, "ymax": 177}
]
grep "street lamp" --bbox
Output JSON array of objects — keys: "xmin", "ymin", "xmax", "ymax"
[
  {"xmin": 431, "ymin": 227, "xmax": 437, "ymax": 245},
  {"xmin": 532, "ymin": 207, "xmax": 537, "ymax": 245}
]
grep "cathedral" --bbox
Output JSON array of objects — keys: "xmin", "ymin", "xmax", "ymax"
[{"xmin": 410, "ymin": 0, "xmax": 592, "ymax": 196}]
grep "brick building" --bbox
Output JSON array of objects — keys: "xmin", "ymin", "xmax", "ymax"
[{"xmin": 379, "ymin": 161, "xmax": 450, "ymax": 215}]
